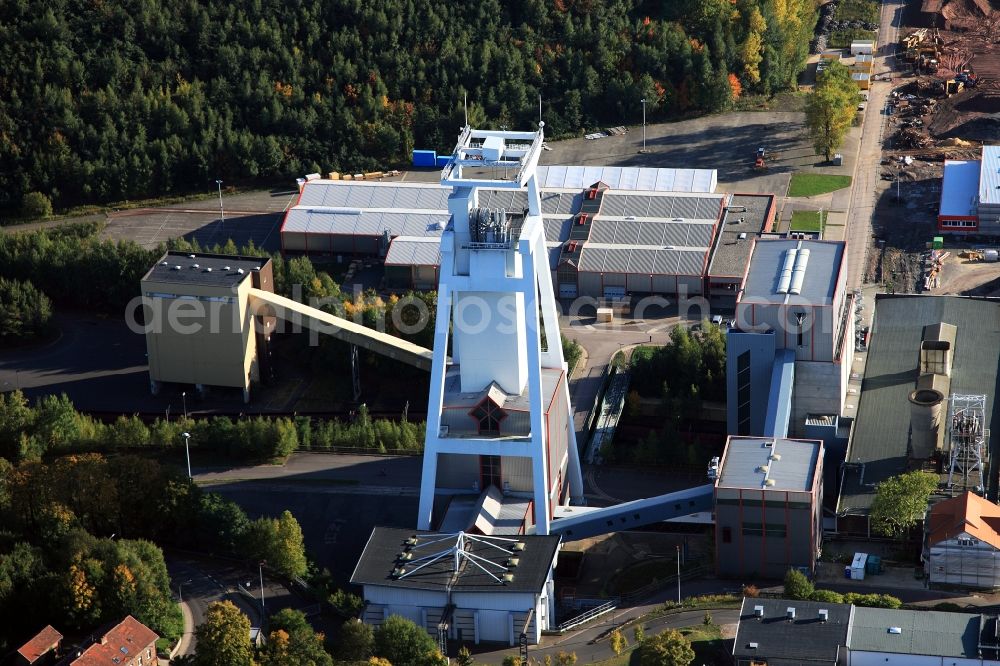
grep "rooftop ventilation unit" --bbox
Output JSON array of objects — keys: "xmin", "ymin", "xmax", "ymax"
[
  {"xmin": 512, "ymin": 542, "xmax": 526, "ymax": 552},
  {"xmin": 507, "ymin": 557, "xmax": 519, "ymax": 568},
  {"xmin": 191, "ymin": 263, "xmax": 200, "ymax": 269},
  {"xmin": 172, "ymin": 265, "xmax": 181, "ymax": 271},
  {"xmin": 237, "ymin": 268, "xmax": 245, "ymax": 274},
  {"xmin": 502, "ymin": 573, "xmax": 514, "ymax": 584},
  {"xmin": 748, "ymin": 642, "xmax": 759, "ymax": 649},
  {"xmin": 160, "ymin": 261, "xmax": 168, "ymax": 266},
  {"xmin": 204, "ymin": 267, "xmax": 212, "ymax": 272},
  {"xmin": 223, "ymin": 266, "xmax": 231, "ymax": 271},
  {"xmin": 765, "ymin": 479, "xmax": 776, "ymax": 487},
  {"xmin": 189, "ymin": 254, "xmax": 196, "ymax": 259},
  {"xmin": 786, "ymin": 607, "xmax": 796, "ymax": 620},
  {"xmin": 788, "ymin": 248, "xmax": 811, "ymax": 295},
  {"xmin": 888, "ymin": 627, "xmax": 902, "ymax": 634},
  {"xmin": 757, "ymin": 465, "xmax": 770, "ymax": 473},
  {"xmin": 753, "ymin": 605, "xmax": 764, "ymax": 618},
  {"xmin": 776, "ymin": 249, "xmax": 797, "ymax": 293},
  {"xmin": 819, "ymin": 609, "xmax": 829, "ymax": 622},
  {"xmin": 770, "ymin": 453, "xmax": 782, "ymax": 461}
]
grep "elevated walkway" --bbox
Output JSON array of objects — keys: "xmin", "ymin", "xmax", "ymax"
[
  {"xmin": 764, "ymin": 349, "xmax": 795, "ymax": 438},
  {"xmin": 546, "ymin": 484, "xmax": 715, "ymax": 541},
  {"xmin": 247, "ymin": 288, "xmax": 438, "ymax": 371}
]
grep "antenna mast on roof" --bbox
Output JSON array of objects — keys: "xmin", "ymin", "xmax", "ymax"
[
  {"xmin": 538, "ymin": 93, "xmax": 542, "ymax": 126},
  {"xmin": 464, "ymin": 92, "xmax": 468, "ymax": 127}
]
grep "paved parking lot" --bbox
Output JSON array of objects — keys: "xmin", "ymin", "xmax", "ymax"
[{"xmin": 101, "ymin": 188, "xmax": 299, "ymax": 251}]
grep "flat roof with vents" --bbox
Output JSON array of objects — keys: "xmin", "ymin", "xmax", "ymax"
[
  {"xmin": 740, "ymin": 239, "xmax": 844, "ymax": 305},
  {"xmin": 849, "ymin": 607, "xmax": 982, "ymax": 658},
  {"xmin": 717, "ymin": 436, "xmax": 822, "ymax": 491},
  {"xmin": 142, "ymin": 251, "xmax": 269, "ymax": 288}
]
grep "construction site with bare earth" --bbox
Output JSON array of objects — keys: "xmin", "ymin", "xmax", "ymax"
[{"xmin": 867, "ymin": 0, "xmax": 1000, "ymax": 295}]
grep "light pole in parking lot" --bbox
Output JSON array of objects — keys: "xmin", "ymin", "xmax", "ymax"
[
  {"xmin": 181, "ymin": 431, "xmax": 192, "ymax": 480},
  {"xmin": 216, "ymin": 179, "xmax": 225, "ymax": 232},
  {"xmin": 639, "ymin": 98, "xmax": 648, "ymax": 153},
  {"xmin": 258, "ymin": 561, "xmax": 266, "ymax": 619},
  {"xmin": 182, "ymin": 391, "xmax": 187, "ymax": 419}
]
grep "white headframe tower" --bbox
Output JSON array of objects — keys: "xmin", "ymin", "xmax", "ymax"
[{"xmin": 417, "ymin": 124, "xmax": 584, "ymax": 535}]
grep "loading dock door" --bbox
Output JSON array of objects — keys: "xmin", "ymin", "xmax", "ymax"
[
  {"xmin": 559, "ymin": 283, "xmax": 578, "ymax": 298},
  {"xmin": 603, "ymin": 286, "xmax": 626, "ymax": 300}
]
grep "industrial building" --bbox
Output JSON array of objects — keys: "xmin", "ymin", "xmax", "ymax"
[
  {"xmin": 937, "ymin": 146, "xmax": 1000, "ymax": 235},
  {"xmin": 733, "ymin": 597, "xmax": 1000, "ymax": 666},
  {"xmin": 704, "ymin": 194, "xmax": 778, "ymax": 309},
  {"xmin": 726, "ymin": 239, "xmax": 854, "ymax": 438},
  {"xmin": 837, "ymin": 295, "xmax": 1000, "ymax": 534},
  {"xmin": 351, "ymin": 528, "xmax": 560, "ymax": 646},
  {"xmin": 280, "ymin": 164, "xmax": 775, "ymax": 303},
  {"xmin": 141, "ymin": 251, "xmax": 276, "ymax": 402},
  {"xmin": 925, "ymin": 491, "xmax": 1000, "ymax": 588},
  {"xmin": 714, "ymin": 436, "xmax": 824, "ymax": 578}
]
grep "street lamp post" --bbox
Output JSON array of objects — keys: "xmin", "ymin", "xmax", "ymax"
[
  {"xmin": 640, "ymin": 98, "xmax": 648, "ymax": 153},
  {"xmin": 216, "ymin": 179, "xmax": 225, "ymax": 233},
  {"xmin": 182, "ymin": 391, "xmax": 187, "ymax": 420},
  {"xmin": 258, "ymin": 561, "xmax": 266, "ymax": 619},
  {"xmin": 181, "ymin": 432, "xmax": 192, "ymax": 480},
  {"xmin": 676, "ymin": 544, "xmax": 681, "ymax": 604}
]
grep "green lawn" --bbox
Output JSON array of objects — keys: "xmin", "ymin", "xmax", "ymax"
[
  {"xmin": 788, "ymin": 173, "xmax": 852, "ymax": 197},
  {"xmin": 590, "ymin": 623, "xmax": 725, "ymax": 666},
  {"xmin": 829, "ymin": 28, "xmax": 877, "ymax": 48},
  {"xmin": 834, "ymin": 0, "xmax": 880, "ymax": 23},
  {"xmin": 790, "ymin": 210, "xmax": 823, "ymax": 232}
]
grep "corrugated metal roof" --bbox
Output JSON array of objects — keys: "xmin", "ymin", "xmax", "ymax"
[
  {"xmin": 535, "ymin": 166, "xmax": 717, "ymax": 193},
  {"xmin": 384, "ymin": 236, "xmax": 442, "ymax": 267},
  {"xmin": 543, "ymin": 217, "xmax": 573, "ymax": 243},
  {"xmin": 282, "ymin": 208, "xmax": 448, "ymax": 237},
  {"xmin": 979, "ymin": 146, "xmax": 1000, "ymax": 206},
  {"xmin": 849, "ymin": 607, "xmax": 981, "ymax": 657},
  {"xmin": 839, "ymin": 296, "xmax": 1000, "ymax": 514},
  {"xmin": 941, "ymin": 160, "xmax": 980, "ymax": 217},
  {"xmin": 718, "ymin": 436, "xmax": 820, "ymax": 491},
  {"xmin": 741, "ymin": 240, "xmax": 844, "ymax": 305}
]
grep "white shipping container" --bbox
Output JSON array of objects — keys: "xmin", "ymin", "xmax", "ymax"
[{"xmin": 851, "ymin": 552, "xmax": 868, "ymax": 580}]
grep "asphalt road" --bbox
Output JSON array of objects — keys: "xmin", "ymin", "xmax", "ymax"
[{"xmin": 165, "ymin": 553, "xmax": 303, "ymax": 657}]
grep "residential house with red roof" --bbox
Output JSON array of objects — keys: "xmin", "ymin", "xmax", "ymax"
[{"xmin": 16, "ymin": 625, "xmax": 63, "ymax": 665}]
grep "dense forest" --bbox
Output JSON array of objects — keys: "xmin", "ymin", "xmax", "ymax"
[{"xmin": 0, "ymin": 0, "xmax": 816, "ymax": 213}]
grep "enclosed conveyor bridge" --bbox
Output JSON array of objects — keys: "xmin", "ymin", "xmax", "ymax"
[{"xmin": 248, "ymin": 288, "xmax": 440, "ymax": 371}]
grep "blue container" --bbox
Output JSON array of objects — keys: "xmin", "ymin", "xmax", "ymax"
[
  {"xmin": 435, "ymin": 155, "xmax": 452, "ymax": 168},
  {"xmin": 412, "ymin": 150, "xmax": 437, "ymax": 168},
  {"xmin": 844, "ymin": 566, "xmax": 852, "ymax": 579}
]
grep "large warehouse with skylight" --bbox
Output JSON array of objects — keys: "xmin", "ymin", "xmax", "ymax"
[{"xmin": 279, "ymin": 165, "xmax": 754, "ymax": 300}]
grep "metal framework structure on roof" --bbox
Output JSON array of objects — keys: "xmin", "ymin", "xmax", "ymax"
[
  {"xmin": 394, "ymin": 531, "xmax": 523, "ymax": 584},
  {"xmin": 947, "ymin": 393, "xmax": 989, "ymax": 492}
]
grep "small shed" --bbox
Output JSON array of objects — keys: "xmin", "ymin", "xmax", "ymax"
[
  {"xmin": 852, "ymin": 72, "xmax": 871, "ymax": 90},
  {"xmin": 851, "ymin": 39, "xmax": 875, "ymax": 56}
]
